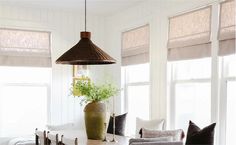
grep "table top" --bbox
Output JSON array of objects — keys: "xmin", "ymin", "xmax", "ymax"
[{"xmin": 49, "ymin": 130, "xmax": 130, "ymax": 145}]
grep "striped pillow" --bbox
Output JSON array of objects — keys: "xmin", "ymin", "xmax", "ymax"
[{"xmin": 141, "ymin": 128, "xmax": 185, "ymax": 141}]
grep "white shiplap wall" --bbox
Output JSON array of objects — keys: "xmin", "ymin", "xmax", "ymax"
[
  {"xmin": 0, "ymin": 0, "xmax": 219, "ymax": 131},
  {"xmin": 0, "ymin": 3, "xmax": 106, "ymax": 128},
  {"xmin": 104, "ymin": 0, "xmax": 217, "ymax": 121}
]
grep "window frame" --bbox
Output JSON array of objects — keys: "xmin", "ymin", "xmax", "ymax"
[
  {"xmin": 0, "ymin": 82, "xmax": 51, "ymax": 121},
  {"xmin": 122, "ymin": 64, "xmax": 151, "ymax": 116},
  {"xmin": 168, "ymin": 61, "xmax": 212, "ymax": 130},
  {"xmin": 219, "ymin": 56, "xmax": 236, "ymax": 145},
  {"xmin": 0, "ymin": 65, "xmax": 52, "ymax": 137},
  {"xmin": 0, "ymin": 82, "xmax": 51, "ymax": 136},
  {"xmin": 168, "ymin": 2, "xmax": 235, "ymax": 145}
]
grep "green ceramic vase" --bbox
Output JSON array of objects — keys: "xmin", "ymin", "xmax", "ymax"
[{"xmin": 84, "ymin": 101, "xmax": 108, "ymax": 140}]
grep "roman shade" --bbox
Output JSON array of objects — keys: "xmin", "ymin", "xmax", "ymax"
[
  {"xmin": 0, "ymin": 28, "xmax": 51, "ymax": 67},
  {"xmin": 167, "ymin": 6, "xmax": 212, "ymax": 61},
  {"xmin": 218, "ymin": 0, "xmax": 235, "ymax": 56},
  {"xmin": 122, "ymin": 25, "xmax": 149, "ymax": 66}
]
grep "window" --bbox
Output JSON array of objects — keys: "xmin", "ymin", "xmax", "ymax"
[
  {"xmin": 0, "ymin": 28, "xmax": 51, "ymax": 137},
  {"xmin": 168, "ymin": 58, "xmax": 211, "ymax": 132},
  {"xmin": 218, "ymin": 1, "xmax": 235, "ymax": 145},
  {"xmin": 121, "ymin": 63, "xmax": 150, "ymax": 136},
  {"xmin": 220, "ymin": 54, "xmax": 236, "ymax": 145},
  {"xmin": 0, "ymin": 66, "xmax": 51, "ymax": 137},
  {"xmin": 121, "ymin": 25, "xmax": 150, "ymax": 136},
  {"xmin": 226, "ymin": 81, "xmax": 236, "ymax": 145},
  {"xmin": 167, "ymin": 6, "xmax": 212, "ymax": 132},
  {"xmin": 168, "ymin": 1, "xmax": 235, "ymax": 145}
]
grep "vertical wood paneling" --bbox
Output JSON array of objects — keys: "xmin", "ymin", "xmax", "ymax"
[
  {"xmin": 0, "ymin": 3, "xmax": 105, "ymax": 127},
  {"xmin": 104, "ymin": 0, "xmax": 216, "ymax": 121}
]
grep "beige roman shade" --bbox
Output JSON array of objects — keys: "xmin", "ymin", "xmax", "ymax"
[
  {"xmin": 0, "ymin": 28, "xmax": 51, "ymax": 67},
  {"xmin": 122, "ymin": 25, "xmax": 149, "ymax": 66},
  {"xmin": 167, "ymin": 6, "xmax": 212, "ymax": 61},
  {"xmin": 218, "ymin": 0, "xmax": 235, "ymax": 56}
]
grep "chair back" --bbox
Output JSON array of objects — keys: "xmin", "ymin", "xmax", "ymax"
[
  {"xmin": 35, "ymin": 129, "xmax": 47, "ymax": 145},
  {"xmin": 47, "ymin": 133, "xmax": 59, "ymax": 145},
  {"xmin": 61, "ymin": 135, "xmax": 78, "ymax": 145}
]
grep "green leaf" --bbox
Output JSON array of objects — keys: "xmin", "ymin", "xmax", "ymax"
[{"xmin": 72, "ymin": 78, "xmax": 119, "ymax": 105}]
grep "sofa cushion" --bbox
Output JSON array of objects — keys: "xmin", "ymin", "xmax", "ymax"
[
  {"xmin": 185, "ymin": 121, "xmax": 216, "ymax": 145},
  {"xmin": 129, "ymin": 137, "xmax": 173, "ymax": 145},
  {"xmin": 107, "ymin": 113, "xmax": 127, "ymax": 136},
  {"xmin": 136, "ymin": 118, "xmax": 165, "ymax": 138},
  {"xmin": 141, "ymin": 128, "xmax": 184, "ymax": 141}
]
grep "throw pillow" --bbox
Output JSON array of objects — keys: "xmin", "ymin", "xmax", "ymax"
[
  {"xmin": 107, "ymin": 113, "xmax": 127, "ymax": 136},
  {"xmin": 136, "ymin": 118, "xmax": 165, "ymax": 138},
  {"xmin": 129, "ymin": 137, "xmax": 172, "ymax": 145},
  {"xmin": 141, "ymin": 128, "xmax": 184, "ymax": 141},
  {"xmin": 185, "ymin": 121, "xmax": 216, "ymax": 145}
]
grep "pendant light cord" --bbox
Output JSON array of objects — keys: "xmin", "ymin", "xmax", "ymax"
[{"xmin": 84, "ymin": 0, "xmax": 87, "ymax": 32}]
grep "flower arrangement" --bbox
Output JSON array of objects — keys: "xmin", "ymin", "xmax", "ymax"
[{"xmin": 73, "ymin": 77, "xmax": 118, "ymax": 105}]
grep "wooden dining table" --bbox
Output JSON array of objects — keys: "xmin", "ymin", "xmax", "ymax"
[{"xmin": 49, "ymin": 130, "xmax": 130, "ymax": 145}]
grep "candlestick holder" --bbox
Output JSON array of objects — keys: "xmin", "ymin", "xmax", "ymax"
[
  {"xmin": 103, "ymin": 122, "xmax": 110, "ymax": 142},
  {"xmin": 110, "ymin": 113, "xmax": 118, "ymax": 142}
]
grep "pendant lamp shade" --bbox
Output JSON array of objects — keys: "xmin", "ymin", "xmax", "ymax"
[
  {"xmin": 56, "ymin": 0, "xmax": 115, "ymax": 65},
  {"xmin": 56, "ymin": 32, "xmax": 116, "ymax": 65}
]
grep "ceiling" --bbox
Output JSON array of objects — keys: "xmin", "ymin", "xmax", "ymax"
[{"xmin": 1, "ymin": 0, "xmax": 146, "ymax": 16}]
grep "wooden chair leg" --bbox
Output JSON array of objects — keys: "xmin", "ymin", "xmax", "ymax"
[{"xmin": 35, "ymin": 128, "xmax": 39, "ymax": 145}]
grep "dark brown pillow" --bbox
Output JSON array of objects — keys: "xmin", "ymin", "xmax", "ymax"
[
  {"xmin": 186, "ymin": 121, "xmax": 216, "ymax": 145},
  {"xmin": 107, "ymin": 113, "xmax": 127, "ymax": 136}
]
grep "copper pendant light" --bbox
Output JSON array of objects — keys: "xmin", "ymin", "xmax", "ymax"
[{"xmin": 56, "ymin": 0, "xmax": 116, "ymax": 65}]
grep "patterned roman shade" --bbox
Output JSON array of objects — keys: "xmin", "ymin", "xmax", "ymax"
[
  {"xmin": 122, "ymin": 25, "xmax": 149, "ymax": 66},
  {"xmin": 0, "ymin": 28, "xmax": 51, "ymax": 67},
  {"xmin": 167, "ymin": 6, "xmax": 212, "ymax": 61},
  {"xmin": 218, "ymin": 0, "xmax": 235, "ymax": 56}
]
